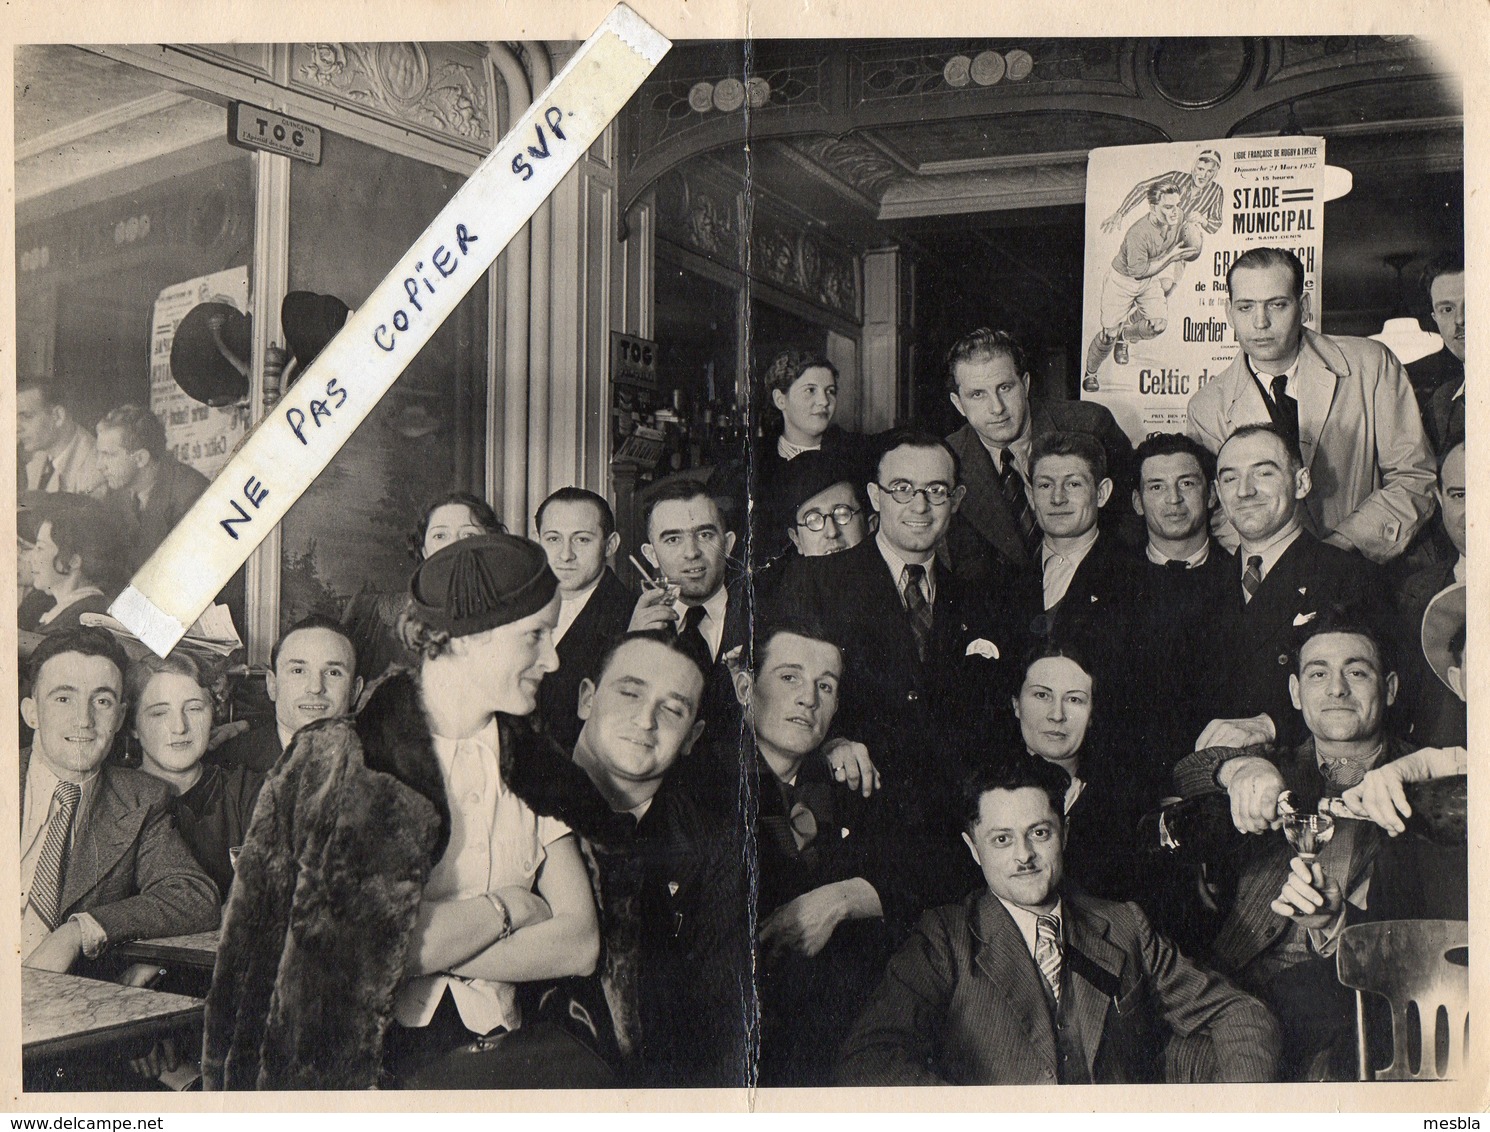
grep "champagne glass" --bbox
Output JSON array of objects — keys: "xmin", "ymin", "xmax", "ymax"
[{"xmin": 1281, "ymin": 811, "xmax": 1335, "ymax": 861}]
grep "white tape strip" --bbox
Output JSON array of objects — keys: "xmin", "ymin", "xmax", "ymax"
[{"xmin": 110, "ymin": 4, "xmax": 671, "ymax": 657}]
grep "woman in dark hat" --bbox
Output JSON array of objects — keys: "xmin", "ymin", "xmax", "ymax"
[
  {"xmin": 205, "ymin": 534, "xmax": 605, "ymax": 1090},
  {"xmin": 339, "ymin": 490, "xmax": 505, "ymax": 685}
]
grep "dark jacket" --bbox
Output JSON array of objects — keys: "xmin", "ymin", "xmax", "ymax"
[
  {"xmin": 1214, "ymin": 531, "xmax": 1382, "ymax": 746},
  {"xmin": 536, "ymin": 569, "xmax": 635, "ymax": 751},
  {"xmin": 1172, "ymin": 736, "xmax": 1414, "ymax": 980},
  {"xmin": 770, "ymin": 536, "xmax": 1025, "ymax": 812},
  {"xmin": 109, "ymin": 455, "xmax": 210, "ymax": 568},
  {"xmin": 501, "ymin": 738, "xmax": 754, "ymax": 1088},
  {"xmin": 944, "ymin": 400, "xmax": 1135, "ymax": 584},
  {"xmin": 1131, "ymin": 543, "xmax": 1240, "ymax": 776},
  {"xmin": 172, "ymin": 762, "xmax": 265, "ymax": 900},
  {"xmin": 838, "ymin": 887, "xmax": 1280, "ymax": 1085},
  {"xmin": 206, "ymin": 721, "xmax": 284, "ymax": 775}
]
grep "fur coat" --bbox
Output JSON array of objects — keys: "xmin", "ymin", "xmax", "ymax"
[{"xmin": 202, "ymin": 669, "xmax": 626, "ymax": 1091}]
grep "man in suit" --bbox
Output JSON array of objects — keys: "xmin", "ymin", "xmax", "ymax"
[
  {"xmin": 1409, "ymin": 258, "xmax": 1464, "ymax": 442},
  {"xmin": 534, "ymin": 487, "xmax": 635, "ymax": 749},
  {"xmin": 1202, "ymin": 424, "xmax": 1383, "ymax": 750},
  {"xmin": 1173, "ymin": 613, "xmax": 1414, "ymax": 1079},
  {"xmin": 1393, "ymin": 441, "xmax": 1466, "ymax": 747},
  {"xmin": 21, "ymin": 628, "xmax": 219, "ymax": 975},
  {"xmin": 726, "ymin": 622, "xmax": 907, "ymax": 1086},
  {"xmin": 772, "ymin": 429, "xmax": 1025, "ymax": 812},
  {"xmin": 1130, "ymin": 432, "xmax": 1238, "ymax": 767},
  {"xmin": 558, "ymin": 630, "xmax": 750, "ymax": 1087},
  {"xmin": 1186, "ymin": 246, "xmax": 1436, "ymax": 564},
  {"xmin": 838, "ymin": 755, "xmax": 1279, "ymax": 1085},
  {"xmin": 626, "ymin": 479, "xmax": 748, "ymax": 740},
  {"xmin": 943, "ymin": 328, "xmax": 1132, "ymax": 585},
  {"xmin": 17, "ymin": 377, "xmax": 105, "ymax": 497},
  {"xmin": 95, "ymin": 403, "xmax": 211, "ymax": 568},
  {"xmin": 210, "ymin": 614, "xmax": 363, "ymax": 774}
]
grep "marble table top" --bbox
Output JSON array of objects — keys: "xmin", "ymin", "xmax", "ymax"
[
  {"xmin": 115, "ymin": 929, "xmax": 221, "ymax": 970},
  {"xmin": 23, "ymin": 969, "xmax": 204, "ymax": 1059}
]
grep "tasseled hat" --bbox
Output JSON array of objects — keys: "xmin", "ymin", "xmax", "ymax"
[{"xmin": 409, "ymin": 533, "xmax": 557, "ymax": 639}]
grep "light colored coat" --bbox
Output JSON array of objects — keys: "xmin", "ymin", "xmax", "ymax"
[{"xmin": 1186, "ymin": 328, "xmax": 1436, "ymax": 563}]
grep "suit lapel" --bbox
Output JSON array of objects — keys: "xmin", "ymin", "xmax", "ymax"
[
  {"xmin": 1064, "ymin": 896, "xmax": 1128, "ymax": 1080},
  {"xmin": 951, "ymin": 426, "xmax": 1024, "ymax": 564},
  {"xmin": 61, "ymin": 767, "xmax": 149, "ymax": 915},
  {"xmin": 970, "ymin": 893, "xmax": 1058, "ymax": 1072},
  {"xmin": 1240, "ymin": 533, "xmax": 1312, "ymax": 653}
]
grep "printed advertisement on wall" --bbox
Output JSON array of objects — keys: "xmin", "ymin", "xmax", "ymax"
[
  {"xmin": 148, "ymin": 265, "xmax": 251, "ymax": 479},
  {"xmin": 1079, "ymin": 137, "xmax": 1344, "ymax": 444}
]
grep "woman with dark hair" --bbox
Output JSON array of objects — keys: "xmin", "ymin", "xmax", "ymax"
[
  {"xmin": 341, "ymin": 491, "xmax": 506, "ymax": 684},
  {"xmin": 26, "ymin": 496, "xmax": 132, "ymax": 635},
  {"xmin": 127, "ymin": 651, "xmax": 264, "ymax": 900},
  {"xmin": 1010, "ymin": 639, "xmax": 1143, "ymax": 900},
  {"xmin": 713, "ymin": 348, "xmax": 867, "ymax": 564}
]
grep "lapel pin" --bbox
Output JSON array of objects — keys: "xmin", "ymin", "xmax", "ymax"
[{"xmin": 667, "ymin": 881, "xmax": 679, "ymax": 897}]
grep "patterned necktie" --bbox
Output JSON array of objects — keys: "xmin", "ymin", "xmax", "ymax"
[
  {"xmin": 1034, "ymin": 914, "xmax": 1063, "ymax": 1005},
  {"xmin": 997, "ymin": 452, "xmax": 1040, "ymax": 557},
  {"xmin": 678, "ymin": 603, "xmax": 710, "ymax": 663},
  {"xmin": 1268, "ymin": 373, "xmax": 1300, "ymax": 446},
  {"xmin": 31, "ymin": 781, "xmax": 81, "ymax": 930},
  {"xmin": 1241, "ymin": 554, "xmax": 1264, "ymax": 602},
  {"xmin": 902, "ymin": 563, "xmax": 932, "ymax": 662}
]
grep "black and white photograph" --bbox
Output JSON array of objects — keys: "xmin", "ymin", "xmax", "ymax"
[{"xmin": 7, "ymin": 0, "xmax": 1479, "ymax": 1109}]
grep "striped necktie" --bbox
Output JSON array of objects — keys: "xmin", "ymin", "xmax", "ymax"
[
  {"xmin": 902, "ymin": 564, "xmax": 932, "ymax": 662},
  {"xmin": 996, "ymin": 452, "xmax": 1040, "ymax": 557},
  {"xmin": 1241, "ymin": 555, "xmax": 1264, "ymax": 602},
  {"xmin": 1035, "ymin": 913, "xmax": 1063, "ymax": 1005},
  {"xmin": 31, "ymin": 781, "xmax": 81, "ymax": 930}
]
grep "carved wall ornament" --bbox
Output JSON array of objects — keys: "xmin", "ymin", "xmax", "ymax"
[{"xmin": 295, "ymin": 42, "xmax": 491, "ymax": 144}]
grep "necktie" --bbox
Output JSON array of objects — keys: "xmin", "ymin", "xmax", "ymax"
[
  {"xmin": 1034, "ymin": 914, "xmax": 1063, "ymax": 1005},
  {"xmin": 31, "ymin": 781, "xmax": 81, "ymax": 930},
  {"xmin": 1165, "ymin": 559, "xmax": 1190, "ymax": 574},
  {"xmin": 1267, "ymin": 373, "xmax": 1300, "ymax": 446},
  {"xmin": 997, "ymin": 452, "xmax": 1040, "ymax": 556},
  {"xmin": 678, "ymin": 603, "xmax": 711, "ymax": 663},
  {"xmin": 902, "ymin": 564, "xmax": 932, "ymax": 662},
  {"xmin": 1241, "ymin": 554, "xmax": 1263, "ymax": 602},
  {"xmin": 38, "ymin": 456, "xmax": 56, "ymax": 492}
]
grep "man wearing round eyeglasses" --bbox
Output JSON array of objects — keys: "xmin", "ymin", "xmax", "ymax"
[
  {"xmin": 774, "ymin": 429, "xmax": 1023, "ymax": 906},
  {"xmin": 775, "ymin": 451, "xmax": 869, "ymax": 560}
]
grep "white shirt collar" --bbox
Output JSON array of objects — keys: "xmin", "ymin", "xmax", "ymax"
[
  {"xmin": 1145, "ymin": 541, "xmax": 1210, "ymax": 568},
  {"xmin": 1040, "ymin": 525, "xmax": 1100, "ymax": 568},
  {"xmin": 1238, "ymin": 520, "xmax": 1304, "ymax": 581},
  {"xmin": 777, "ymin": 435, "xmax": 821, "ymax": 460},
  {"xmin": 976, "ymin": 427, "xmax": 1033, "ymax": 477},
  {"xmin": 995, "ymin": 894, "xmax": 1064, "ymax": 959},
  {"xmin": 673, "ymin": 584, "xmax": 730, "ymax": 661},
  {"xmin": 555, "ymin": 573, "xmax": 604, "ymax": 643},
  {"xmin": 875, "ymin": 531, "xmax": 936, "ymax": 603},
  {"xmin": 36, "ymin": 586, "xmax": 104, "ymax": 626}
]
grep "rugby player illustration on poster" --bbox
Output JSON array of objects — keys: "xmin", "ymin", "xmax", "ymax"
[{"xmin": 1080, "ymin": 138, "xmax": 1342, "ymax": 443}]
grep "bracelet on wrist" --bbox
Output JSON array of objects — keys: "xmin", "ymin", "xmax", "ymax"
[{"xmin": 483, "ymin": 892, "xmax": 512, "ymax": 940}]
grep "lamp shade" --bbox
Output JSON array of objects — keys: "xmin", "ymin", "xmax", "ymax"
[{"xmin": 1369, "ymin": 317, "xmax": 1443, "ymax": 366}]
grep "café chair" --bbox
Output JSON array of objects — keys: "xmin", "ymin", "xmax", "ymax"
[{"xmin": 1336, "ymin": 919, "xmax": 1468, "ymax": 1081}]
